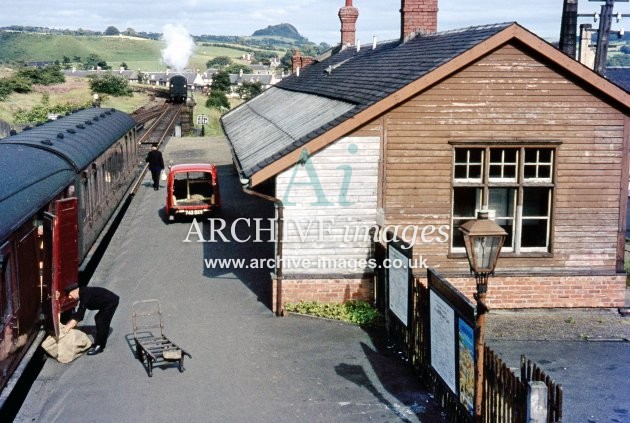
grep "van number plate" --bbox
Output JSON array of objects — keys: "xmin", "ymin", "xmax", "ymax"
[{"xmin": 184, "ymin": 210, "xmax": 204, "ymax": 215}]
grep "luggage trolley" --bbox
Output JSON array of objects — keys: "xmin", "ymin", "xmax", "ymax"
[{"xmin": 132, "ymin": 299, "xmax": 191, "ymax": 377}]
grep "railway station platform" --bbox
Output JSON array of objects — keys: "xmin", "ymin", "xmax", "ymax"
[{"xmin": 14, "ymin": 135, "xmax": 445, "ymax": 422}]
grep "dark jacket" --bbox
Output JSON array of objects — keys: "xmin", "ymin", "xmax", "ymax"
[
  {"xmin": 71, "ymin": 286, "xmax": 119, "ymax": 322},
  {"xmin": 146, "ymin": 149, "xmax": 164, "ymax": 172}
]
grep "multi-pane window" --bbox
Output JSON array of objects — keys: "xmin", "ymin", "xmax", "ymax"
[{"xmin": 452, "ymin": 147, "xmax": 554, "ymax": 253}]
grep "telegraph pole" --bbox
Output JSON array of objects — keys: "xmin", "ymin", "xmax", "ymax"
[
  {"xmin": 594, "ymin": 0, "xmax": 616, "ymax": 74},
  {"xmin": 579, "ymin": 0, "xmax": 630, "ymax": 74}
]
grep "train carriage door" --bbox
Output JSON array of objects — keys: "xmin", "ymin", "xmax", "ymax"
[{"xmin": 49, "ymin": 198, "xmax": 79, "ymax": 337}]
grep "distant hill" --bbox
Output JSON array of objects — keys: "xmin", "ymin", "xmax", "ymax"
[
  {"xmin": 251, "ymin": 23, "xmax": 306, "ymax": 42},
  {"xmin": 0, "ymin": 25, "xmax": 331, "ymax": 70}
]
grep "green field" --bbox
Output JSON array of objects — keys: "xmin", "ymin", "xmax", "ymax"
[
  {"xmin": 0, "ymin": 32, "xmax": 286, "ymax": 71},
  {"xmin": 0, "ymin": 73, "xmax": 242, "ymax": 137}
]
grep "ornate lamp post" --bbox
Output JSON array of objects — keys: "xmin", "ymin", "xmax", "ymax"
[{"xmin": 459, "ymin": 210, "xmax": 507, "ymax": 422}]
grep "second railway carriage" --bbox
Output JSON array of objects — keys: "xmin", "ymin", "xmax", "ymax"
[{"xmin": 0, "ymin": 107, "xmax": 137, "ymax": 398}]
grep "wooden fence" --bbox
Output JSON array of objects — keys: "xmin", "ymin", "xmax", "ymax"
[
  {"xmin": 521, "ymin": 356, "xmax": 564, "ymax": 422},
  {"xmin": 375, "ymin": 257, "xmax": 563, "ymax": 422},
  {"xmin": 483, "ymin": 346, "xmax": 527, "ymax": 422}
]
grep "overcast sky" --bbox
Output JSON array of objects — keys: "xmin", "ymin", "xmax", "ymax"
[{"xmin": 2, "ymin": 0, "xmax": 629, "ymax": 45}]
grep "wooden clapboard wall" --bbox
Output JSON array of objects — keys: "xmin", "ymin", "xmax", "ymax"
[
  {"xmin": 380, "ymin": 44, "xmax": 627, "ymax": 276},
  {"xmin": 276, "ymin": 136, "xmax": 380, "ymax": 275}
]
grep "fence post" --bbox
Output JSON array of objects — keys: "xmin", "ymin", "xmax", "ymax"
[{"xmin": 527, "ymin": 381, "xmax": 548, "ymax": 423}]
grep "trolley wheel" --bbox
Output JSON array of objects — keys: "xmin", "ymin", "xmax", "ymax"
[{"xmin": 136, "ymin": 345, "xmax": 144, "ymax": 361}]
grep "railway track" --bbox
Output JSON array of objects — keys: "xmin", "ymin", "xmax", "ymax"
[{"xmin": 130, "ymin": 102, "xmax": 183, "ymax": 195}]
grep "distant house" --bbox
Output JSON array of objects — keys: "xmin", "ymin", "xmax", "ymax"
[
  {"xmin": 145, "ymin": 70, "xmax": 197, "ymax": 88},
  {"xmin": 250, "ymin": 64, "xmax": 273, "ymax": 75},
  {"xmin": 222, "ymin": 0, "xmax": 630, "ymax": 313},
  {"xmin": 63, "ymin": 68, "xmax": 140, "ymax": 83},
  {"xmin": 226, "ymin": 71, "xmax": 281, "ymax": 97}
]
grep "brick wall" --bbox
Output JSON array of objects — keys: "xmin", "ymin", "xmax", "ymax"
[
  {"xmin": 428, "ymin": 274, "xmax": 627, "ymax": 309},
  {"xmin": 401, "ymin": 0, "xmax": 438, "ymax": 40},
  {"xmin": 277, "ymin": 277, "xmax": 374, "ymax": 312},
  {"xmin": 271, "ymin": 272, "xmax": 625, "ymax": 314}
]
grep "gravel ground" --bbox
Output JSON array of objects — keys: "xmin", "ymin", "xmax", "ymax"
[{"xmin": 487, "ymin": 303, "xmax": 630, "ymax": 342}]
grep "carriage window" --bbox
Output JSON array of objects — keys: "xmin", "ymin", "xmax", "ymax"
[
  {"xmin": 0, "ymin": 253, "xmax": 13, "ymax": 322},
  {"xmin": 81, "ymin": 172, "xmax": 90, "ymax": 221}
]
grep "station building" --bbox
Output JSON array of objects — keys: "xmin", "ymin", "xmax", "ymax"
[{"xmin": 222, "ymin": 0, "xmax": 630, "ymax": 313}]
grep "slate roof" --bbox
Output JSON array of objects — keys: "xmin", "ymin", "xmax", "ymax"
[
  {"xmin": 223, "ymin": 88, "xmax": 355, "ymax": 177},
  {"xmin": 147, "ymin": 72, "xmax": 197, "ymax": 84},
  {"xmin": 222, "ymin": 23, "xmax": 513, "ymax": 180},
  {"xmin": 605, "ymin": 67, "xmax": 630, "ymax": 92},
  {"xmin": 229, "ymin": 74, "xmax": 275, "ymax": 85},
  {"xmin": 0, "ymin": 108, "xmax": 135, "ymax": 240}
]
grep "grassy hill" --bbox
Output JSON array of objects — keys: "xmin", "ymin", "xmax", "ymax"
[{"xmin": 0, "ymin": 32, "xmax": 286, "ymax": 71}]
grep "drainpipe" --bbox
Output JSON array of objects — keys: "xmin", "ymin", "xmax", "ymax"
[{"xmin": 242, "ymin": 183, "xmax": 285, "ymax": 316}]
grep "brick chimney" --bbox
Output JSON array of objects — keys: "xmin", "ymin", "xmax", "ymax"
[
  {"xmin": 291, "ymin": 49, "xmax": 316, "ymax": 75},
  {"xmin": 400, "ymin": 0, "xmax": 438, "ymax": 41},
  {"xmin": 339, "ymin": 0, "xmax": 359, "ymax": 47}
]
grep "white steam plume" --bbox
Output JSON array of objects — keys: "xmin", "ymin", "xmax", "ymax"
[{"xmin": 161, "ymin": 24, "xmax": 195, "ymax": 72}]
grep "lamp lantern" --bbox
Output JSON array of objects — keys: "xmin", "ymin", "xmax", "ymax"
[{"xmin": 458, "ymin": 210, "xmax": 507, "ymax": 422}]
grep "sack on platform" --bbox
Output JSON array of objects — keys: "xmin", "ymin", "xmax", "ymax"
[{"xmin": 42, "ymin": 329, "xmax": 92, "ymax": 363}]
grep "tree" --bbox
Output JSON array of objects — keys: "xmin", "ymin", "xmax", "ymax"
[
  {"xmin": 236, "ymin": 81, "xmax": 262, "ymax": 100},
  {"xmin": 17, "ymin": 64, "xmax": 65, "ymax": 85},
  {"xmin": 205, "ymin": 90, "xmax": 229, "ymax": 110},
  {"xmin": 13, "ymin": 101, "xmax": 90, "ymax": 124},
  {"xmin": 607, "ymin": 54, "xmax": 630, "ymax": 67},
  {"xmin": 104, "ymin": 26, "xmax": 120, "ymax": 36},
  {"xmin": 280, "ymin": 50, "xmax": 294, "ymax": 71},
  {"xmin": 206, "ymin": 56, "xmax": 232, "ymax": 69},
  {"xmin": 120, "ymin": 62, "xmax": 128, "ymax": 70},
  {"xmin": 88, "ymin": 73, "xmax": 132, "ymax": 96},
  {"xmin": 8, "ymin": 76, "xmax": 32, "ymax": 93},
  {"xmin": 224, "ymin": 64, "xmax": 252, "ymax": 74},
  {"xmin": 0, "ymin": 79, "xmax": 14, "ymax": 101},
  {"xmin": 84, "ymin": 54, "xmax": 109, "ymax": 70},
  {"xmin": 211, "ymin": 71, "xmax": 231, "ymax": 92}
]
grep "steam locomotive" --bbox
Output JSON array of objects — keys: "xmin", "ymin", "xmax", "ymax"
[{"xmin": 168, "ymin": 75, "xmax": 188, "ymax": 103}]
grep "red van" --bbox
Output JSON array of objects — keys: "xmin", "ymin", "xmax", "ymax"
[{"xmin": 165, "ymin": 163, "xmax": 220, "ymax": 221}]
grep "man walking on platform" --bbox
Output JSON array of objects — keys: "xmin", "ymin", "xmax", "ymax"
[
  {"xmin": 146, "ymin": 144, "xmax": 164, "ymax": 190},
  {"xmin": 63, "ymin": 284, "xmax": 119, "ymax": 356}
]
